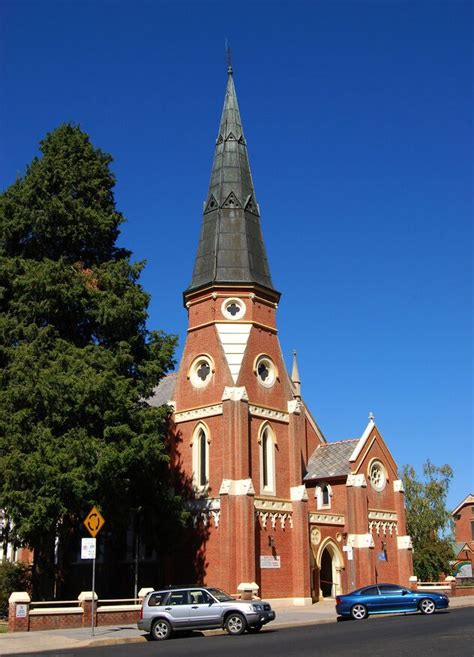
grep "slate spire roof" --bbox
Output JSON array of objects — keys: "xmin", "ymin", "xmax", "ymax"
[{"xmin": 186, "ymin": 67, "xmax": 277, "ymax": 296}]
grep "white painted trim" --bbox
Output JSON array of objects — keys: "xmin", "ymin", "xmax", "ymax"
[
  {"xmin": 290, "ymin": 485, "xmax": 308, "ymax": 501},
  {"xmin": 346, "ymin": 474, "xmax": 367, "ymax": 488},
  {"xmin": 309, "ymin": 512, "xmax": 345, "ymax": 525},
  {"xmin": 349, "ymin": 419, "xmax": 375, "ymax": 462},
  {"xmin": 347, "ymin": 533, "xmax": 375, "ymax": 548},
  {"xmin": 97, "ymin": 604, "xmax": 141, "ymax": 612},
  {"xmin": 29, "ymin": 608, "xmax": 83, "ymax": 615},
  {"xmin": 8, "ymin": 592, "xmax": 30, "ymax": 603},
  {"xmin": 451, "ymin": 494, "xmax": 474, "ymax": 516},
  {"xmin": 393, "ymin": 479, "xmax": 405, "ymax": 493},
  {"xmin": 219, "ymin": 479, "xmax": 255, "ymax": 496},
  {"xmin": 397, "ymin": 535, "xmax": 413, "ymax": 550},
  {"xmin": 174, "ymin": 404, "xmax": 222, "ymax": 423},
  {"xmin": 250, "ymin": 404, "xmax": 289, "ymax": 423},
  {"xmin": 222, "ymin": 386, "xmax": 248, "ymax": 402},
  {"xmin": 216, "ymin": 323, "xmax": 252, "ymax": 383}
]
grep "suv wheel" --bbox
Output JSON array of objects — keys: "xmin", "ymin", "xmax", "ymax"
[
  {"xmin": 225, "ymin": 612, "xmax": 247, "ymax": 635},
  {"xmin": 151, "ymin": 618, "xmax": 172, "ymax": 640}
]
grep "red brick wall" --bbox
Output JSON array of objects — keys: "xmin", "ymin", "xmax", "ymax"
[{"xmin": 454, "ymin": 502, "xmax": 474, "ymax": 545}]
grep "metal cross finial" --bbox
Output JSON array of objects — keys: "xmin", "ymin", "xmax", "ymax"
[
  {"xmin": 368, "ymin": 411, "xmax": 375, "ymax": 422},
  {"xmin": 226, "ymin": 40, "xmax": 233, "ymax": 74}
]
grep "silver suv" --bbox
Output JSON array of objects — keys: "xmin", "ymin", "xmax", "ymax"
[{"xmin": 138, "ymin": 586, "xmax": 276, "ymax": 640}]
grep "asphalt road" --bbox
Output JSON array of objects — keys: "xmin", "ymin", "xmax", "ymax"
[{"xmin": 17, "ymin": 608, "xmax": 474, "ymax": 657}]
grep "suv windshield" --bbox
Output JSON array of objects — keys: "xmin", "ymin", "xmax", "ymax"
[{"xmin": 207, "ymin": 588, "xmax": 234, "ymax": 602}]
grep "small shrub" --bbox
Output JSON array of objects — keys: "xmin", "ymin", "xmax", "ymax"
[{"xmin": 0, "ymin": 562, "xmax": 32, "ymax": 619}]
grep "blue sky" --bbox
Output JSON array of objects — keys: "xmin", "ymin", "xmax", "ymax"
[{"xmin": 1, "ymin": 0, "xmax": 472, "ymax": 510}]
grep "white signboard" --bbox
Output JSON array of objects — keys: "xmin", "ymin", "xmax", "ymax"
[
  {"xmin": 16, "ymin": 604, "xmax": 27, "ymax": 618},
  {"xmin": 81, "ymin": 537, "xmax": 96, "ymax": 559},
  {"xmin": 260, "ymin": 555, "xmax": 281, "ymax": 569}
]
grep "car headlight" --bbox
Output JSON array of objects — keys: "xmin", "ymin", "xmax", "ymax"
[{"xmin": 251, "ymin": 603, "xmax": 263, "ymax": 611}]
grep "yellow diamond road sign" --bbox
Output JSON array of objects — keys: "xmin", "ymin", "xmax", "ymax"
[{"xmin": 84, "ymin": 506, "xmax": 105, "ymax": 538}]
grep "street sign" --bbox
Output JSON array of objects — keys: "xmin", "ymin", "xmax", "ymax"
[
  {"xmin": 81, "ymin": 537, "xmax": 96, "ymax": 559},
  {"xmin": 84, "ymin": 506, "xmax": 105, "ymax": 538}
]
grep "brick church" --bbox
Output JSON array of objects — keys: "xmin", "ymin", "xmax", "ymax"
[{"xmin": 151, "ymin": 65, "xmax": 413, "ymax": 604}]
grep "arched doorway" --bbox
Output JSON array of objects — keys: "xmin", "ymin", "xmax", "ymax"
[
  {"xmin": 320, "ymin": 548, "xmax": 333, "ymax": 597},
  {"xmin": 316, "ymin": 539, "xmax": 344, "ymax": 599}
]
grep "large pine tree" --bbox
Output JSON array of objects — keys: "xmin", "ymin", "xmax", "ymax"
[{"xmin": 0, "ymin": 124, "xmax": 180, "ymax": 598}]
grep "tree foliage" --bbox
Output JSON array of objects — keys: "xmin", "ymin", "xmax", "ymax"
[
  {"xmin": 0, "ymin": 124, "xmax": 180, "ymax": 598},
  {"xmin": 402, "ymin": 460, "xmax": 455, "ymax": 581}
]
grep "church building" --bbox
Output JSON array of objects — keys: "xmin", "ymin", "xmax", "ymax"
[{"xmin": 151, "ymin": 65, "xmax": 413, "ymax": 604}]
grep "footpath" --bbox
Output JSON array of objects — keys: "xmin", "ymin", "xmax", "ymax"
[{"xmin": 1, "ymin": 596, "xmax": 473, "ymax": 655}]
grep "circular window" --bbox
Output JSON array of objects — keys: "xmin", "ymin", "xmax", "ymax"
[
  {"xmin": 221, "ymin": 297, "xmax": 246, "ymax": 320},
  {"xmin": 255, "ymin": 355, "xmax": 276, "ymax": 387},
  {"xmin": 369, "ymin": 460, "xmax": 386, "ymax": 492},
  {"xmin": 189, "ymin": 356, "xmax": 213, "ymax": 388}
]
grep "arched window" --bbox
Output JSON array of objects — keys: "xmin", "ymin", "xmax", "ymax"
[
  {"xmin": 259, "ymin": 424, "xmax": 276, "ymax": 495},
  {"xmin": 316, "ymin": 482, "xmax": 332, "ymax": 509},
  {"xmin": 192, "ymin": 423, "xmax": 210, "ymax": 491}
]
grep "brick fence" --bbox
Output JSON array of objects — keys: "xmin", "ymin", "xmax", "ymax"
[{"xmin": 8, "ymin": 588, "xmax": 153, "ymax": 633}]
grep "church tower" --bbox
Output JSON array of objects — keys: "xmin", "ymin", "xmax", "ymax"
[
  {"xmin": 165, "ymin": 64, "xmax": 324, "ymax": 602},
  {"xmin": 151, "ymin": 64, "xmax": 413, "ymax": 602}
]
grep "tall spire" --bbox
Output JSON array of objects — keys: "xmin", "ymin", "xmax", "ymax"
[
  {"xmin": 186, "ymin": 66, "xmax": 277, "ymax": 296},
  {"xmin": 291, "ymin": 351, "xmax": 301, "ymax": 399}
]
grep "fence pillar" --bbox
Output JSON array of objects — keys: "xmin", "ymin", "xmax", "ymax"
[
  {"xmin": 78, "ymin": 591, "xmax": 98, "ymax": 627},
  {"xmin": 138, "ymin": 587, "xmax": 154, "ymax": 603},
  {"xmin": 8, "ymin": 592, "xmax": 30, "ymax": 632}
]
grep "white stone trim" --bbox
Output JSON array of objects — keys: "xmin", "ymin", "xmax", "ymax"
[
  {"xmin": 397, "ymin": 535, "xmax": 413, "ymax": 550},
  {"xmin": 368, "ymin": 510, "xmax": 397, "ymax": 521},
  {"xmin": 256, "ymin": 510, "xmax": 293, "ymax": 529},
  {"xmin": 222, "ymin": 386, "xmax": 249, "ymax": 402},
  {"xmin": 30, "ymin": 608, "xmax": 83, "ymax": 615},
  {"xmin": 346, "ymin": 474, "xmax": 367, "ymax": 488},
  {"xmin": 309, "ymin": 512, "xmax": 345, "ymax": 526},
  {"xmin": 221, "ymin": 297, "xmax": 247, "ymax": 321},
  {"xmin": 347, "ymin": 533, "xmax": 375, "ymax": 548},
  {"xmin": 290, "ymin": 485, "xmax": 308, "ymax": 501},
  {"xmin": 219, "ymin": 478, "xmax": 255, "ymax": 496},
  {"xmin": 349, "ymin": 419, "xmax": 375, "ymax": 462},
  {"xmin": 254, "ymin": 498, "xmax": 292, "ymax": 512},
  {"xmin": 249, "ymin": 404, "xmax": 289, "ymax": 423},
  {"xmin": 288, "ymin": 400, "xmax": 302, "ymax": 415},
  {"xmin": 216, "ymin": 323, "xmax": 252, "ymax": 383},
  {"xmin": 78, "ymin": 591, "xmax": 98, "ymax": 601},
  {"xmin": 97, "ymin": 605, "xmax": 140, "ymax": 613},
  {"xmin": 393, "ymin": 479, "xmax": 405, "ymax": 493},
  {"xmin": 9, "ymin": 592, "xmax": 30, "ymax": 604},
  {"xmin": 175, "ymin": 404, "xmax": 222, "ymax": 423}
]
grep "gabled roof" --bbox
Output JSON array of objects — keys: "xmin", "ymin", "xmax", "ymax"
[
  {"xmin": 186, "ymin": 68, "xmax": 277, "ymax": 296},
  {"xmin": 453, "ymin": 542, "xmax": 473, "ymax": 557},
  {"xmin": 305, "ymin": 439, "xmax": 359, "ymax": 480},
  {"xmin": 452, "ymin": 494, "xmax": 474, "ymax": 516},
  {"xmin": 148, "ymin": 373, "xmax": 178, "ymax": 408}
]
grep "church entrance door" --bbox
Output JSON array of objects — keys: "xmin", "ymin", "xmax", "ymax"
[{"xmin": 320, "ymin": 547, "xmax": 333, "ymax": 597}]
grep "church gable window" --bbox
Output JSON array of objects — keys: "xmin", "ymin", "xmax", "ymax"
[
  {"xmin": 191, "ymin": 423, "xmax": 210, "ymax": 491},
  {"xmin": 368, "ymin": 460, "xmax": 387, "ymax": 492},
  {"xmin": 189, "ymin": 355, "xmax": 214, "ymax": 388}
]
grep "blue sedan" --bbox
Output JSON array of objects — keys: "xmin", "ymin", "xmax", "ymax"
[{"xmin": 336, "ymin": 583, "xmax": 449, "ymax": 620}]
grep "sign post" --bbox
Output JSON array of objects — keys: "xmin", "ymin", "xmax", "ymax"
[{"xmin": 83, "ymin": 507, "xmax": 105, "ymax": 636}]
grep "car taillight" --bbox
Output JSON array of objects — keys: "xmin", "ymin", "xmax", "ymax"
[
  {"xmin": 139, "ymin": 605, "xmax": 143, "ymax": 620},
  {"xmin": 336, "ymin": 596, "xmax": 342, "ymax": 605}
]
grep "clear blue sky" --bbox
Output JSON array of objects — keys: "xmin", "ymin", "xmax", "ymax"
[{"xmin": 1, "ymin": 0, "xmax": 472, "ymax": 510}]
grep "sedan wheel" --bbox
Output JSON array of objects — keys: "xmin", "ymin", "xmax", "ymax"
[
  {"xmin": 225, "ymin": 612, "xmax": 247, "ymax": 635},
  {"xmin": 351, "ymin": 603, "xmax": 368, "ymax": 620},
  {"xmin": 151, "ymin": 618, "xmax": 172, "ymax": 640},
  {"xmin": 419, "ymin": 598, "xmax": 436, "ymax": 615}
]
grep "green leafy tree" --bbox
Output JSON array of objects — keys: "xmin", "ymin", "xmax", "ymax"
[
  {"xmin": 402, "ymin": 460, "xmax": 455, "ymax": 581},
  {"xmin": 0, "ymin": 124, "xmax": 180, "ymax": 598}
]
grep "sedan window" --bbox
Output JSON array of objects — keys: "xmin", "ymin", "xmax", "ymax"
[
  {"xmin": 379, "ymin": 585, "xmax": 403, "ymax": 596},
  {"xmin": 363, "ymin": 587, "xmax": 380, "ymax": 596}
]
